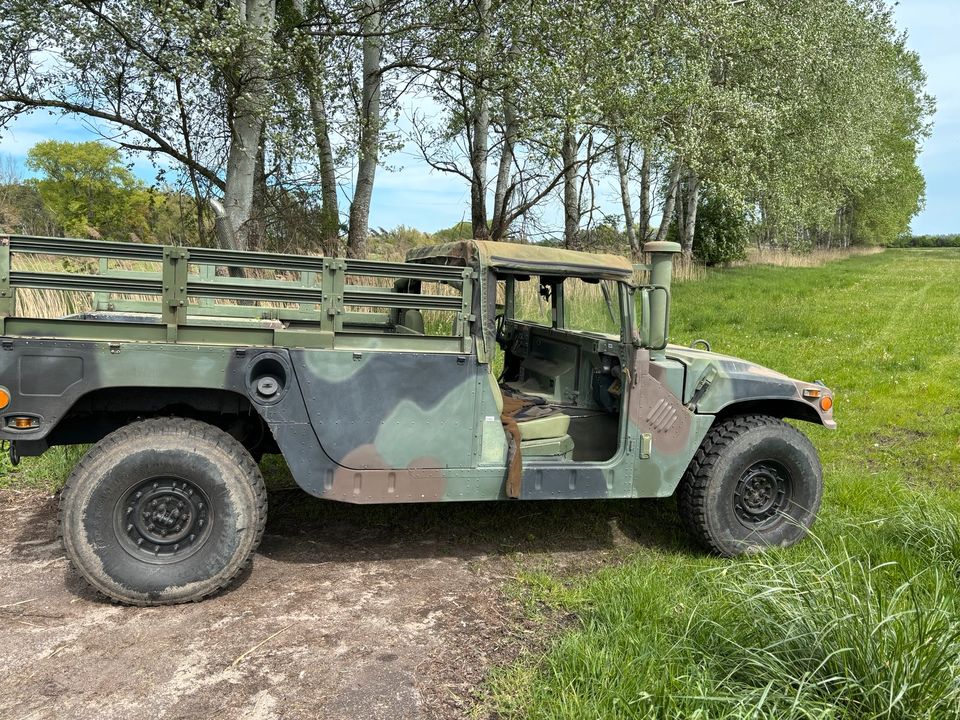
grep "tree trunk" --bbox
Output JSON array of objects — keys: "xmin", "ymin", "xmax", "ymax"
[
  {"xmin": 654, "ymin": 159, "xmax": 682, "ymax": 243},
  {"xmin": 470, "ymin": 94, "xmax": 489, "ymax": 239},
  {"xmin": 614, "ymin": 137, "xmax": 640, "ymax": 260},
  {"xmin": 294, "ymin": 0, "xmax": 340, "ymax": 256},
  {"xmin": 491, "ymin": 85, "xmax": 517, "ymax": 241},
  {"xmin": 215, "ymin": 0, "xmax": 275, "ymax": 253},
  {"xmin": 561, "ymin": 126, "xmax": 580, "ymax": 249},
  {"xmin": 638, "ymin": 147, "xmax": 651, "ymax": 244},
  {"xmin": 310, "ymin": 89, "xmax": 340, "ymax": 256},
  {"xmin": 469, "ymin": 0, "xmax": 491, "ymax": 240},
  {"xmin": 346, "ymin": 0, "xmax": 382, "ymax": 259},
  {"xmin": 249, "ymin": 127, "xmax": 268, "ymax": 250},
  {"xmin": 681, "ymin": 170, "xmax": 700, "ymax": 260}
]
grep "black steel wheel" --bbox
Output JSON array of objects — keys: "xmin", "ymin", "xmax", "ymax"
[
  {"xmin": 60, "ymin": 417, "xmax": 267, "ymax": 605},
  {"xmin": 733, "ymin": 460, "xmax": 792, "ymax": 528},
  {"xmin": 115, "ymin": 476, "xmax": 213, "ymax": 563},
  {"xmin": 677, "ymin": 414, "xmax": 822, "ymax": 556}
]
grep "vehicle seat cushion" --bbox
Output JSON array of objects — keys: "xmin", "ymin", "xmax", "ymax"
[
  {"xmin": 399, "ymin": 309, "xmax": 425, "ymax": 334},
  {"xmin": 490, "ymin": 373, "xmax": 569, "ymax": 439},
  {"xmin": 513, "ymin": 404, "xmax": 571, "ymax": 440},
  {"xmin": 521, "ymin": 433, "xmax": 574, "ymax": 459}
]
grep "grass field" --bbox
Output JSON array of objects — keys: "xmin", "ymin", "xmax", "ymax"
[
  {"xmin": 2, "ymin": 249, "xmax": 959, "ymax": 718},
  {"xmin": 488, "ymin": 248, "xmax": 960, "ymax": 719}
]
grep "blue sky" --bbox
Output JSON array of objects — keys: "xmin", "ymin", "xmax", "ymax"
[
  {"xmin": 892, "ymin": 1, "xmax": 959, "ymax": 234},
  {"xmin": 0, "ymin": 1, "xmax": 955, "ymax": 235}
]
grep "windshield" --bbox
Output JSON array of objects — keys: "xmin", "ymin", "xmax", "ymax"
[{"xmin": 563, "ymin": 278, "xmax": 621, "ymax": 337}]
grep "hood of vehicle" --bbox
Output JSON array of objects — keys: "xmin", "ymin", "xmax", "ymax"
[{"xmin": 662, "ymin": 344, "xmax": 836, "ymax": 429}]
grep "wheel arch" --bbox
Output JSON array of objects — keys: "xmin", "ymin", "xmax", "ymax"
[
  {"xmin": 711, "ymin": 398, "xmax": 827, "ymax": 427},
  {"xmin": 20, "ymin": 386, "xmax": 275, "ymax": 456}
]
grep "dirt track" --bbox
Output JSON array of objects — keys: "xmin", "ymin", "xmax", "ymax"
[{"xmin": 0, "ymin": 488, "xmax": 678, "ymax": 719}]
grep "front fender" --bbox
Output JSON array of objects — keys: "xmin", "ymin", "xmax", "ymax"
[{"xmin": 666, "ymin": 346, "xmax": 836, "ymax": 429}]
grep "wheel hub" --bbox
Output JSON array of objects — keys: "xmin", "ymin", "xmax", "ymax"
[
  {"xmin": 734, "ymin": 461, "xmax": 790, "ymax": 527},
  {"xmin": 116, "ymin": 477, "xmax": 212, "ymax": 563}
]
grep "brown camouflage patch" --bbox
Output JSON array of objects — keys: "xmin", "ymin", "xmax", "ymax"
[
  {"xmin": 326, "ymin": 445, "xmax": 447, "ymax": 503},
  {"xmin": 629, "ymin": 349, "xmax": 694, "ymax": 454}
]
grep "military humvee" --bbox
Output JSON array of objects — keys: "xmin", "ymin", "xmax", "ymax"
[{"xmin": 0, "ymin": 234, "xmax": 834, "ymax": 605}]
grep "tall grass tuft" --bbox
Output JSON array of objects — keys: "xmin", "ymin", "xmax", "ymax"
[
  {"xmin": 0, "ymin": 444, "xmax": 88, "ymax": 491},
  {"xmin": 491, "ymin": 508, "xmax": 960, "ymax": 719},
  {"xmin": 690, "ymin": 534, "xmax": 960, "ymax": 718},
  {"xmin": 887, "ymin": 500, "xmax": 960, "ymax": 583}
]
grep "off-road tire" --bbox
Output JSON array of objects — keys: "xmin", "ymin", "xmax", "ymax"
[
  {"xmin": 677, "ymin": 414, "xmax": 822, "ymax": 556},
  {"xmin": 59, "ymin": 418, "xmax": 267, "ymax": 605}
]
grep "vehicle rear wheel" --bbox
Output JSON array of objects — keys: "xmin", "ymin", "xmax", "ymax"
[
  {"xmin": 59, "ymin": 417, "xmax": 267, "ymax": 605},
  {"xmin": 677, "ymin": 414, "xmax": 822, "ymax": 556}
]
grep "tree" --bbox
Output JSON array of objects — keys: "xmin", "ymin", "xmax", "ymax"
[
  {"xmin": 0, "ymin": 0, "xmax": 932, "ymax": 258},
  {"xmin": 26, "ymin": 140, "xmax": 150, "ymax": 238},
  {"xmin": 0, "ymin": 0, "xmax": 418, "ymax": 257}
]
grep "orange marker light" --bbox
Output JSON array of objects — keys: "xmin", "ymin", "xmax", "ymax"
[
  {"xmin": 820, "ymin": 396, "xmax": 833, "ymax": 412},
  {"xmin": 0, "ymin": 386, "xmax": 10, "ymax": 410}
]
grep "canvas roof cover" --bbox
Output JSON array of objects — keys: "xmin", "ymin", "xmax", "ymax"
[{"xmin": 406, "ymin": 240, "xmax": 633, "ymax": 281}]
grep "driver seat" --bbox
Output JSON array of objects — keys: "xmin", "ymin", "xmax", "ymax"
[{"xmin": 487, "ymin": 372, "xmax": 574, "ymax": 460}]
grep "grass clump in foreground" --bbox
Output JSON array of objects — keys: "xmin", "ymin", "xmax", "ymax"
[
  {"xmin": 492, "ymin": 507, "xmax": 960, "ymax": 719},
  {"xmin": 490, "ymin": 249, "xmax": 960, "ymax": 719}
]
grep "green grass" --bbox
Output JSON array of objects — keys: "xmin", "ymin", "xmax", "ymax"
[
  {"xmin": 488, "ymin": 249, "xmax": 960, "ymax": 719},
  {"xmin": 0, "ymin": 444, "xmax": 88, "ymax": 491},
  {"xmin": 5, "ymin": 249, "xmax": 960, "ymax": 717}
]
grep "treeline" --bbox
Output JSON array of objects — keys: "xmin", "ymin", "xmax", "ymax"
[
  {"xmin": 0, "ymin": 1, "xmax": 932, "ymax": 261},
  {"xmin": 890, "ymin": 235, "xmax": 960, "ymax": 248}
]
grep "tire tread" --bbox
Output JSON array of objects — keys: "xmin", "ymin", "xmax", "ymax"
[
  {"xmin": 677, "ymin": 414, "xmax": 815, "ymax": 555},
  {"xmin": 59, "ymin": 417, "xmax": 267, "ymax": 606}
]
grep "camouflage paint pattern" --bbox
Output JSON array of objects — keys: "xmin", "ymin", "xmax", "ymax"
[{"xmin": 0, "ymin": 237, "xmax": 834, "ymax": 505}]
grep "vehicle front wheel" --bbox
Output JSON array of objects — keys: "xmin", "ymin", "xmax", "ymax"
[
  {"xmin": 60, "ymin": 417, "xmax": 267, "ymax": 605},
  {"xmin": 677, "ymin": 414, "xmax": 822, "ymax": 556}
]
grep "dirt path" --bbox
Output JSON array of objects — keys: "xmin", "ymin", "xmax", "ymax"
[{"xmin": 0, "ymin": 488, "xmax": 674, "ymax": 720}]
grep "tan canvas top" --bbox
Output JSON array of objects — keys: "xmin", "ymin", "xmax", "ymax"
[{"xmin": 406, "ymin": 240, "xmax": 633, "ymax": 280}]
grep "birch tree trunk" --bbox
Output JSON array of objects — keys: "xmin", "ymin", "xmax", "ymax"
[
  {"xmin": 638, "ymin": 148, "xmax": 651, "ymax": 245},
  {"xmin": 470, "ymin": 93, "xmax": 490, "ymax": 239},
  {"xmin": 614, "ymin": 138, "xmax": 640, "ymax": 260},
  {"xmin": 469, "ymin": 0, "xmax": 491, "ymax": 240},
  {"xmin": 654, "ymin": 159, "xmax": 682, "ymax": 243},
  {"xmin": 309, "ymin": 88, "xmax": 340, "ymax": 256},
  {"xmin": 215, "ymin": 0, "xmax": 275, "ymax": 253},
  {"xmin": 347, "ymin": 0, "xmax": 382, "ymax": 259},
  {"xmin": 491, "ymin": 87, "xmax": 517, "ymax": 241},
  {"xmin": 561, "ymin": 127, "xmax": 580, "ymax": 249},
  {"xmin": 294, "ymin": 0, "xmax": 340, "ymax": 255},
  {"xmin": 680, "ymin": 170, "xmax": 700, "ymax": 259}
]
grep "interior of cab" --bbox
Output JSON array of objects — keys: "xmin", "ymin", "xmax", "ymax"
[
  {"xmin": 381, "ymin": 255, "xmax": 630, "ymax": 466},
  {"xmin": 492, "ymin": 273, "xmax": 627, "ymax": 463}
]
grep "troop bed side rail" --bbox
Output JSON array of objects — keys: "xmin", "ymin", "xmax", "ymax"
[{"xmin": 0, "ymin": 234, "xmax": 475, "ymax": 350}]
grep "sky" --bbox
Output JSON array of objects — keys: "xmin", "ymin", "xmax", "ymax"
[
  {"xmin": 891, "ymin": 1, "xmax": 960, "ymax": 235},
  {"xmin": 0, "ymin": 1, "xmax": 956, "ymax": 236}
]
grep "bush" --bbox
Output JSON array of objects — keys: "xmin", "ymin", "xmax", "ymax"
[{"xmin": 693, "ymin": 191, "xmax": 749, "ymax": 265}]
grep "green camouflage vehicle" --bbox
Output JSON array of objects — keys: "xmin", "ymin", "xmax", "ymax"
[{"xmin": 0, "ymin": 234, "xmax": 834, "ymax": 605}]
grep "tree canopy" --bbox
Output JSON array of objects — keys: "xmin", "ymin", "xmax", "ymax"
[{"xmin": 0, "ymin": 0, "xmax": 932, "ymax": 257}]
